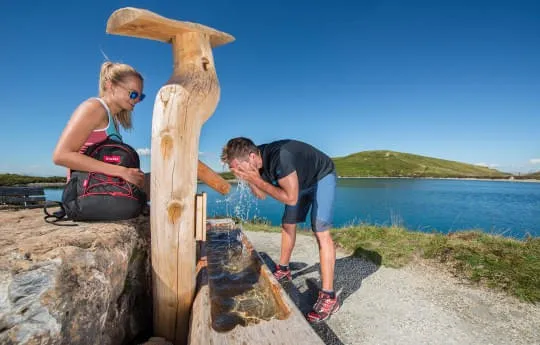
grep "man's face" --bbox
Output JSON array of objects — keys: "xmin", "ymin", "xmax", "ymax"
[
  {"xmin": 229, "ymin": 154, "xmax": 256, "ymax": 172},
  {"xmin": 228, "ymin": 159, "xmax": 240, "ymax": 172}
]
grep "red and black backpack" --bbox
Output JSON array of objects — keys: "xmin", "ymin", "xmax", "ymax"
[{"xmin": 44, "ymin": 137, "xmax": 147, "ymax": 224}]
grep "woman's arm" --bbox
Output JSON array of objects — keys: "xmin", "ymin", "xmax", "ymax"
[{"xmin": 52, "ymin": 99, "xmax": 144, "ymax": 187}]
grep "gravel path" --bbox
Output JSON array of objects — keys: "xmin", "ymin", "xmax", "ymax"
[{"xmin": 245, "ymin": 230, "xmax": 540, "ymax": 345}]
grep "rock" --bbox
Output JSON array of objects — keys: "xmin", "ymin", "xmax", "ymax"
[{"xmin": 0, "ymin": 209, "xmax": 152, "ymax": 345}]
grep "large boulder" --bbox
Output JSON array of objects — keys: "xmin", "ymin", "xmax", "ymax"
[{"xmin": 0, "ymin": 208, "xmax": 152, "ymax": 345}]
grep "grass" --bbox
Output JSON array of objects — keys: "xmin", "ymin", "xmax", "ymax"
[{"xmin": 242, "ymin": 221, "xmax": 540, "ymax": 303}]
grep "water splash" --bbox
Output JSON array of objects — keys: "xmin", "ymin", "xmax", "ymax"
[{"xmin": 214, "ymin": 180, "xmax": 262, "ymax": 222}]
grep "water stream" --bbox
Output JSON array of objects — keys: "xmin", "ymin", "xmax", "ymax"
[{"xmin": 213, "ymin": 180, "xmax": 263, "ymax": 223}]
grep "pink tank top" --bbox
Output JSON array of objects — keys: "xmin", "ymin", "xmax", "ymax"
[
  {"xmin": 78, "ymin": 98, "xmax": 122, "ymax": 153},
  {"xmin": 67, "ymin": 98, "xmax": 123, "ymax": 180}
]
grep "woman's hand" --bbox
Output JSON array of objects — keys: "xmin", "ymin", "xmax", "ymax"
[{"xmin": 121, "ymin": 167, "xmax": 145, "ymax": 188}]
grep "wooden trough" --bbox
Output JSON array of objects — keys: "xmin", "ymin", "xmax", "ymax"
[{"xmin": 189, "ymin": 218, "xmax": 324, "ymax": 345}]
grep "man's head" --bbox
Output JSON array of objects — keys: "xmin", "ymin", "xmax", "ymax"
[{"xmin": 221, "ymin": 137, "xmax": 261, "ymax": 171}]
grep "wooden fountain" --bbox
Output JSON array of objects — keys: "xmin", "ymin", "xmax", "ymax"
[{"xmin": 106, "ymin": 7, "xmax": 324, "ymax": 345}]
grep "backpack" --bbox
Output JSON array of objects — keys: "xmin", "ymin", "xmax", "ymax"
[{"xmin": 44, "ymin": 137, "xmax": 147, "ymax": 224}]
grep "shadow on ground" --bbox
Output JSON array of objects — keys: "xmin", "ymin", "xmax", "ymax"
[{"xmin": 258, "ymin": 247, "xmax": 381, "ymax": 345}]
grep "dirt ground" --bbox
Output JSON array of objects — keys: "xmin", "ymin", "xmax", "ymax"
[{"xmin": 244, "ymin": 230, "xmax": 540, "ymax": 345}]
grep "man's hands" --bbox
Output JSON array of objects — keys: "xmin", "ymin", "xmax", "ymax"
[
  {"xmin": 229, "ymin": 158, "xmax": 298, "ymax": 206},
  {"xmin": 230, "ymin": 159, "xmax": 266, "ymax": 199},
  {"xmin": 230, "ymin": 160, "xmax": 261, "ymax": 184}
]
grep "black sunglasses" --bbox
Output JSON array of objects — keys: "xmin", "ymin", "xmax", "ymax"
[{"xmin": 118, "ymin": 84, "xmax": 145, "ymax": 102}]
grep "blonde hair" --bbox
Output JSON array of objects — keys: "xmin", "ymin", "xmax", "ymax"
[{"xmin": 98, "ymin": 61, "xmax": 144, "ymax": 130}]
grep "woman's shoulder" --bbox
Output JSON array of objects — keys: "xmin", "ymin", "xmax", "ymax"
[
  {"xmin": 69, "ymin": 97, "xmax": 109, "ymax": 127},
  {"xmin": 81, "ymin": 97, "xmax": 105, "ymax": 108},
  {"xmin": 75, "ymin": 97, "xmax": 108, "ymax": 115}
]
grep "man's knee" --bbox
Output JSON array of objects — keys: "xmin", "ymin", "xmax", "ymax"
[
  {"xmin": 282, "ymin": 223, "xmax": 296, "ymax": 234},
  {"xmin": 314, "ymin": 229, "xmax": 334, "ymax": 245},
  {"xmin": 312, "ymin": 218, "xmax": 332, "ymax": 233}
]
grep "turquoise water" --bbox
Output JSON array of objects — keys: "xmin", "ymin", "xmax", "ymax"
[{"xmin": 45, "ymin": 178, "xmax": 540, "ymax": 238}]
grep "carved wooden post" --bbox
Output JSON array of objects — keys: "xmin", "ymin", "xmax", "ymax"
[{"xmin": 106, "ymin": 7, "xmax": 234, "ymax": 345}]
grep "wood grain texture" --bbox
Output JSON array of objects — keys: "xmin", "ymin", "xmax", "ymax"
[
  {"xmin": 149, "ymin": 31, "xmax": 223, "ymax": 345},
  {"xmin": 106, "ymin": 7, "xmax": 234, "ymax": 47},
  {"xmin": 195, "ymin": 195, "xmax": 203, "ymax": 242},
  {"xmin": 197, "ymin": 161, "xmax": 230, "ymax": 195}
]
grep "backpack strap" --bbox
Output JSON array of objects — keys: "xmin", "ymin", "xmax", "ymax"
[
  {"xmin": 43, "ymin": 201, "xmax": 78, "ymax": 226},
  {"xmin": 108, "ymin": 133, "xmax": 123, "ymax": 142}
]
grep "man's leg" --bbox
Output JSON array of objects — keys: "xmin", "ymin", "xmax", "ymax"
[
  {"xmin": 313, "ymin": 230, "xmax": 335, "ymax": 291},
  {"xmin": 311, "ymin": 172, "xmax": 337, "ymax": 291},
  {"xmin": 279, "ymin": 223, "xmax": 297, "ymax": 267},
  {"xmin": 272, "ymin": 223, "xmax": 296, "ymax": 281},
  {"xmin": 274, "ymin": 191, "xmax": 311, "ymax": 281},
  {"xmin": 306, "ymin": 172, "xmax": 339, "ymax": 323}
]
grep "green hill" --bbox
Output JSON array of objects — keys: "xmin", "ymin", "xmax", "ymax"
[{"xmin": 333, "ymin": 150, "xmax": 510, "ymax": 178}]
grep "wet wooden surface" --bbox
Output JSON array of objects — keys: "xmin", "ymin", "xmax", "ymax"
[{"xmin": 188, "ymin": 219, "xmax": 325, "ymax": 345}]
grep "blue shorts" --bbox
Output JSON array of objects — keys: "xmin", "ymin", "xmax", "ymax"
[{"xmin": 282, "ymin": 172, "xmax": 336, "ymax": 232}]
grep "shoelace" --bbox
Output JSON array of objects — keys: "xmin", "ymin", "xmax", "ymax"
[
  {"xmin": 314, "ymin": 293, "xmax": 335, "ymax": 313},
  {"xmin": 275, "ymin": 269, "xmax": 289, "ymax": 276}
]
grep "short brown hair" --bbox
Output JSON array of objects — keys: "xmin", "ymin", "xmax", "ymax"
[{"xmin": 221, "ymin": 137, "xmax": 259, "ymax": 164}]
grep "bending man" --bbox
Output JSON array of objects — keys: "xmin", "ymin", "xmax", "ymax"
[{"xmin": 221, "ymin": 137, "xmax": 339, "ymax": 323}]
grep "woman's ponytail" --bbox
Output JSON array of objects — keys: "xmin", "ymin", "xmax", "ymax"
[{"xmin": 98, "ymin": 61, "xmax": 114, "ymax": 98}]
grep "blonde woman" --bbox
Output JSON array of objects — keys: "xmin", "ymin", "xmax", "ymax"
[{"xmin": 53, "ymin": 61, "xmax": 146, "ymax": 190}]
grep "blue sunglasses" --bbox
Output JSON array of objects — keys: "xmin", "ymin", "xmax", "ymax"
[
  {"xmin": 118, "ymin": 84, "xmax": 145, "ymax": 101},
  {"xmin": 128, "ymin": 90, "xmax": 145, "ymax": 102}
]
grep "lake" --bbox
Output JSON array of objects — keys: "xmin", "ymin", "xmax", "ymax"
[{"xmin": 44, "ymin": 178, "xmax": 540, "ymax": 239}]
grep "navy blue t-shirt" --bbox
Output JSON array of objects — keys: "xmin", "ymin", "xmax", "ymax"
[{"xmin": 257, "ymin": 140, "xmax": 335, "ymax": 190}]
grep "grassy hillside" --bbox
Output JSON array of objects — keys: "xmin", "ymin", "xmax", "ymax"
[{"xmin": 333, "ymin": 150, "xmax": 510, "ymax": 178}]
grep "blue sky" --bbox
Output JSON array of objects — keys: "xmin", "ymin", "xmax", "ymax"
[{"xmin": 1, "ymin": 0, "xmax": 538, "ymax": 176}]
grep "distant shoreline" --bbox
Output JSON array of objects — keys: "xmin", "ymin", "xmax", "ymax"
[
  {"xmin": 336, "ymin": 176, "xmax": 540, "ymax": 183},
  {"xmin": 218, "ymin": 176, "xmax": 540, "ymax": 185},
  {"xmin": 17, "ymin": 176, "xmax": 540, "ymax": 188},
  {"xmin": 25, "ymin": 182, "xmax": 66, "ymax": 188}
]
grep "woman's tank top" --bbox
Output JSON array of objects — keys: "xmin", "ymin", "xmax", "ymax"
[
  {"xmin": 67, "ymin": 98, "xmax": 123, "ymax": 181},
  {"xmin": 78, "ymin": 98, "xmax": 123, "ymax": 153}
]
